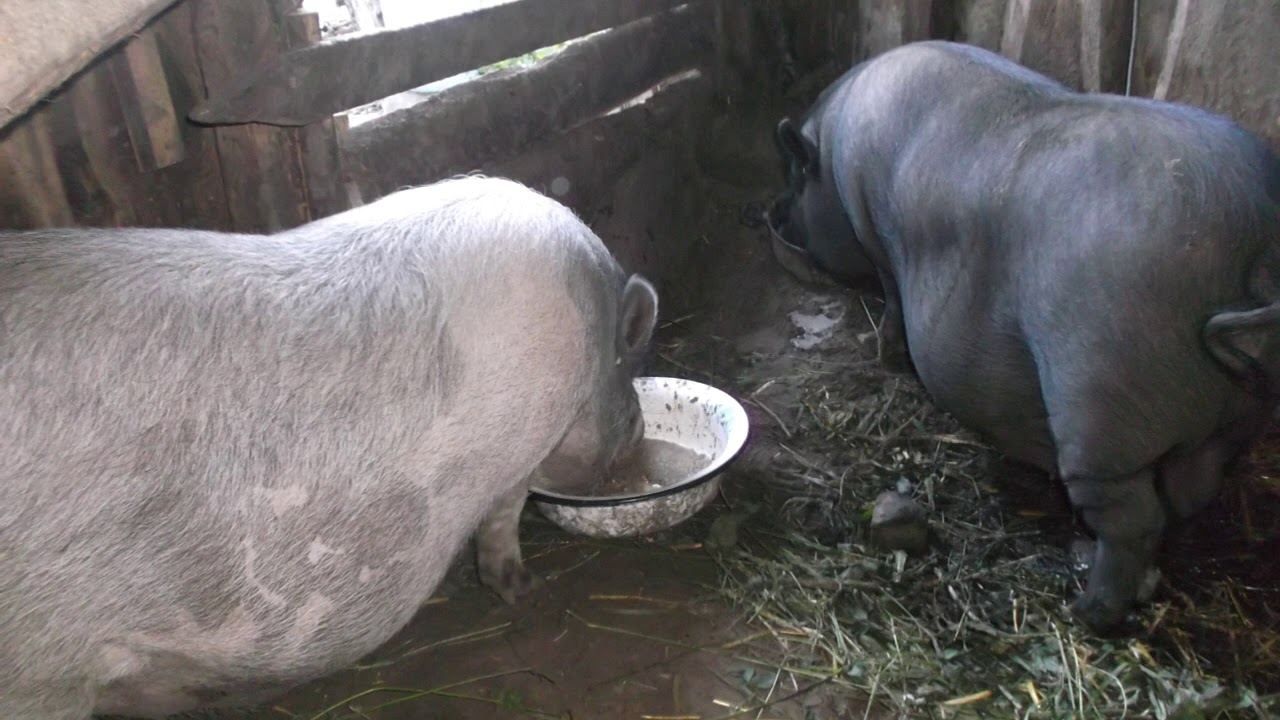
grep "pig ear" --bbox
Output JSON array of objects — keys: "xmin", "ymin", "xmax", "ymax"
[
  {"xmin": 776, "ymin": 118, "xmax": 818, "ymax": 177},
  {"xmin": 618, "ymin": 274, "xmax": 659, "ymax": 356}
]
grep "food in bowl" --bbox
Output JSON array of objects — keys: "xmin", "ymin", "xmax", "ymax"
[
  {"xmin": 530, "ymin": 376, "xmax": 749, "ymax": 538},
  {"xmin": 590, "ymin": 438, "xmax": 711, "ymax": 497}
]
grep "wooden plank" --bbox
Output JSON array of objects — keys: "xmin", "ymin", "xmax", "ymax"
[
  {"xmin": 1127, "ymin": 0, "xmax": 1177, "ymax": 99},
  {"xmin": 59, "ymin": 69, "xmax": 139, "ymax": 227},
  {"xmin": 1001, "ymin": 0, "xmax": 1083, "ymax": 88},
  {"xmin": 285, "ymin": 8, "xmax": 323, "ymax": 47},
  {"xmin": 286, "ymin": 10, "xmax": 349, "ymax": 219},
  {"xmin": 108, "ymin": 30, "xmax": 186, "ymax": 173},
  {"xmin": 61, "ymin": 34, "xmax": 207, "ymax": 230},
  {"xmin": 193, "ymin": 0, "xmax": 309, "ymax": 232},
  {"xmin": 710, "ymin": 0, "xmax": 756, "ymax": 101},
  {"xmin": 0, "ymin": 0, "xmax": 179, "ymax": 130},
  {"xmin": 66, "ymin": 0, "xmax": 233, "ymax": 230},
  {"xmin": 341, "ymin": 2, "xmax": 714, "ymax": 200},
  {"xmin": 0, "ymin": 109, "xmax": 75, "ymax": 228},
  {"xmin": 189, "ymin": 0, "xmax": 691, "ymax": 126},
  {"xmin": 955, "ymin": 0, "xmax": 1007, "ymax": 52},
  {"xmin": 146, "ymin": 0, "xmax": 233, "ymax": 229},
  {"xmin": 59, "ymin": 34, "xmax": 185, "ymax": 229},
  {"xmin": 1077, "ymin": 0, "xmax": 1132, "ymax": 94},
  {"xmin": 1146, "ymin": 0, "xmax": 1280, "ymax": 148},
  {"xmin": 1000, "ymin": 0, "xmax": 1130, "ymax": 93},
  {"xmin": 118, "ymin": 28, "xmax": 186, "ymax": 169},
  {"xmin": 855, "ymin": 0, "xmax": 936, "ymax": 62},
  {"xmin": 296, "ymin": 120, "xmax": 346, "ymax": 218}
]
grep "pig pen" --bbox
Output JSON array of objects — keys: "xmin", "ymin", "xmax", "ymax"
[
  {"xmin": 2, "ymin": 1, "xmax": 1278, "ymax": 719},
  {"xmin": 201, "ymin": 137, "xmax": 1280, "ymax": 720},
  {"xmin": 219, "ymin": 152, "xmax": 1280, "ymax": 719}
]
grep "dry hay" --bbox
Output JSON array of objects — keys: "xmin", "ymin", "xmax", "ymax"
[{"xmin": 647, "ymin": 322, "xmax": 1280, "ymax": 720}]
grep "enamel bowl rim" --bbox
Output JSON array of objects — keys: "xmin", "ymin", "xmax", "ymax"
[
  {"xmin": 528, "ymin": 376, "xmax": 749, "ymax": 508},
  {"xmin": 765, "ymin": 195, "xmax": 809, "ymax": 254}
]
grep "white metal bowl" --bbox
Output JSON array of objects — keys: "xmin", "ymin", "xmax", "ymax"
[{"xmin": 530, "ymin": 376, "xmax": 750, "ymax": 538}]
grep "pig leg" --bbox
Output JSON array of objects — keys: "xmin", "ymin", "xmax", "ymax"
[
  {"xmin": 1063, "ymin": 469, "xmax": 1166, "ymax": 633},
  {"xmin": 1159, "ymin": 407, "xmax": 1269, "ymax": 519},
  {"xmin": 1157, "ymin": 440, "xmax": 1232, "ymax": 520},
  {"xmin": 475, "ymin": 477, "xmax": 544, "ymax": 605},
  {"xmin": 874, "ymin": 269, "xmax": 911, "ymax": 372}
]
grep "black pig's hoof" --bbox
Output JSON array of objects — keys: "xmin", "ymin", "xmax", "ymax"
[{"xmin": 1068, "ymin": 589, "xmax": 1131, "ymax": 636}]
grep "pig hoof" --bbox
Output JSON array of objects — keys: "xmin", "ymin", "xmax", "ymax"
[
  {"xmin": 480, "ymin": 558, "xmax": 545, "ymax": 605},
  {"xmin": 1068, "ymin": 538, "xmax": 1096, "ymax": 571},
  {"xmin": 1068, "ymin": 590, "xmax": 1129, "ymax": 635}
]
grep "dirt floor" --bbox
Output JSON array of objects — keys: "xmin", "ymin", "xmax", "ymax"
[
  {"xmin": 161, "ymin": 173, "xmax": 1278, "ymax": 720},
  {"xmin": 265, "ymin": 528, "xmax": 808, "ymax": 720}
]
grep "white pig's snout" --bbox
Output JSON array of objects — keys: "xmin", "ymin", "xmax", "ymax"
[{"xmin": 628, "ymin": 411, "xmax": 645, "ymax": 447}]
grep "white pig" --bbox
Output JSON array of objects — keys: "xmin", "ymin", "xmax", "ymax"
[{"xmin": 0, "ymin": 175, "xmax": 658, "ymax": 719}]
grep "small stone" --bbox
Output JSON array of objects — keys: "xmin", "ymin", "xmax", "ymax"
[{"xmin": 869, "ymin": 491, "xmax": 929, "ymax": 555}]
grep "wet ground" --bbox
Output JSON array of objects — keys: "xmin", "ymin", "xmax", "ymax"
[{"xmin": 270, "ymin": 525, "xmax": 765, "ymax": 720}]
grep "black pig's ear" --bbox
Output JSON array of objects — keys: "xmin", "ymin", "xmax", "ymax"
[{"xmin": 776, "ymin": 118, "xmax": 819, "ymax": 177}]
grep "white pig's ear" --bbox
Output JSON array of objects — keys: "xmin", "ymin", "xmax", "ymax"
[{"xmin": 618, "ymin": 274, "xmax": 659, "ymax": 356}]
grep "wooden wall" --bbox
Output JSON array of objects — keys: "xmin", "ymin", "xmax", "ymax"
[
  {"xmin": 0, "ymin": 0, "xmax": 341, "ymax": 233},
  {"xmin": 0, "ymin": 0, "xmax": 708, "ymax": 234},
  {"xmin": 842, "ymin": 0, "xmax": 1280, "ymax": 149},
  {"xmin": 0, "ymin": 0, "xmax": 224, "ymax": 230}
]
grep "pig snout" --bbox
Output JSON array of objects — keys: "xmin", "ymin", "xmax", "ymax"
[
  {"xmin": 534, "ymin": 273, "xmax": 658, "ymax": 495},
  {"xmin": 605, "ymin": 404, "xmax": 646, "ymax": 473},
  {"xmin": 626, "ymin": 407, "xmax": 645, "ymax": 449}
]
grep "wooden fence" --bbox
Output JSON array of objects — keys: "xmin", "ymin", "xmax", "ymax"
[
  {"xmin": 838, "ymin": 0, "xmax": 1279, "ymax": 147},
  {"xmin": 0, "ymin": 0, "xmax": 718, "ymax": 233}
]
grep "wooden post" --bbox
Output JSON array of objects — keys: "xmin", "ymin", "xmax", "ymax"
[
  {"xmin": 0, "ymin": 110, "xmax": 75, "ymax": 228},
  {"xmin": 147, "ymin": 0, "xmax": 233, "ymax": 229},
  {"xmin": 999, "ymin": 0, "xmax": 1131, "ymax": 93},
  {"xmin": 64, "ymin": 67, "xmax": 141, "ymax": 227},
  {"xmin": 1139, "ymin": 0, "xmax": 1279, "ymax": 148},
  {"xmin": 109, "ymin": 30, "xmax": 186, "ymax": 171},
  {"xmin": 855, "ymin": 0, "xmax": 936, "ymax": 62},
  {"xmin": 285, "ymin": 7, "xmax": 349, "ymax": 219},
  {"xmin": 955, "ymin": 0, "xmax": 1008, "ymax": 52},
  {"xmin": 192, "ymin": 0, "xmax": 310, "ymax": 232}
]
